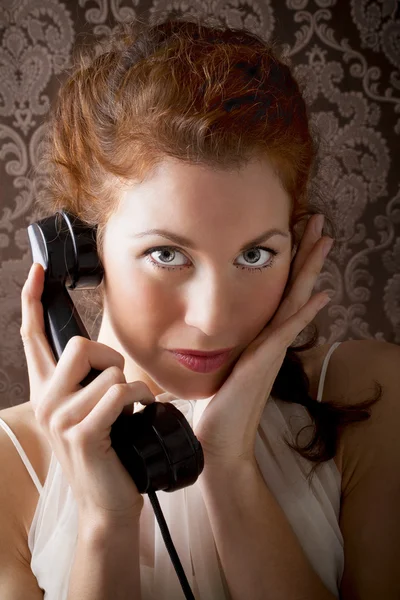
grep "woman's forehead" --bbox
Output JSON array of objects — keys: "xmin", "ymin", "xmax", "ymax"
[{"xmin": 114, "ymin": 157, "xmax": 291, "ymax": 222}]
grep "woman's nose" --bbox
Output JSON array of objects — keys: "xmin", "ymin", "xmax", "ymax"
[{"xmin": 183, "ymin": 274, "xmax": 238, "ymax": 336}]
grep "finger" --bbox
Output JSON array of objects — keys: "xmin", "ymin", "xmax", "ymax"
[
  {"xmin": 38, "ymin": 364, "xmax": 125, "ymax": 427},
  {"xmin": 287, "ymin": 214, "xmax": 325, "ymax": 291},
  {"xmin": 44, "ymin": 336, "xmax": 126, "ymax": 402},
  {"xmin": 72, "ymin": 373, "xmax": 157, "ymax": 421},
  {"xmin": 274, "ymin": 235, "xmax": 333, "ymax": 327},
  {"xmin": 276, "ymin": 291, "xmax": 330, "ymax": 349},
  {"xmin": 20, "ymin": 263, "xmax": 57, "ymax": 400},
  {"xmin": 42, "ymin": 365, "xmax": 155, "ymax": 430},
  {"xmin": 255, "ymin": 291, "xmax": 330, "ymax": 354},
  {"xmin": 75, "ymin": 380, "xmax": 156, "ymax": 443}
]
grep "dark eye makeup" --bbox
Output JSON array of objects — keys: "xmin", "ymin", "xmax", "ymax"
[{"xmin": 142, "ymin": 245, "xmax": 279, "ymax": 273}]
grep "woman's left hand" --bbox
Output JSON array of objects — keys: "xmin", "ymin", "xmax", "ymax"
[{"xmin": 194, "ymin": 214, "xmax": 334, "ymax": 469}]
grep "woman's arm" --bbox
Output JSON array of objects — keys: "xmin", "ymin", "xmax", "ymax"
[
  {"xmin": 67, "ymin": 512, "xmax": 142, "ymax": 600},
  {"xmin": 336, "ymin": 340, "xmax": 400, "ymax": 599},
  {"xmin": 198, "ymin": 339, "xmax": 400, "ymax": 600},
  {"xmin": 198, "ymin": 459, "xmax": 336, "ymax": 600}
]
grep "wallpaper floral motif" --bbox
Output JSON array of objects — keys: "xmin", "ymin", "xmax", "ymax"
[{"xmin": 1, "ymin": 0, "xmax": 399, "ymax": 408}]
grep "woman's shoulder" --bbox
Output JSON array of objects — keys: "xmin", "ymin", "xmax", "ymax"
[
  {"xmin": 307, "ymin": 339, "xmax": 399, "ymax": 484},
  {"xmin": 300, "ymin": 339, "xmax": 398, "ymax": 406},
  {"xmin": 0, "ymin": 402, "xmax": 48, "ymax": 596},
  {"xmin": 0, "ymin": 401, "xmax": 52, "ymax": 541},
  {"xmin": 318, "ymin": 341, "xmax": 400, "ymax": 596}
]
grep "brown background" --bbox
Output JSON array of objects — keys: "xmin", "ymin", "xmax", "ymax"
[{"xmin": 1, "ymin": 0, "xmax": 399, "ymax": 409}]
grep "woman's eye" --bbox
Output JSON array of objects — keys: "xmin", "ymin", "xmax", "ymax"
[{"xmin": 143, "ymin": 246, "xmax": 278, "ymax": 272}]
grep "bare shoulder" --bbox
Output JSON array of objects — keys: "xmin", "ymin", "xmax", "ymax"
[
  {"xmin": 300, "ymin": 338, "xmax": 397, "ymax": 405},
  {"xmin": 309, "ymin": 340, "xmax": 399, "ymax": 487},
  {"xmin": 324, "ymin": 338, "xmax": 398, "ymax": 387},
  {"xmin": 0, "ymin": 401, "xmax": 51, "ymax": 546},
  {"xmin": 0, "ymin": 404, "xmax": 46, "ymax": 598},
  {"xmin": 299, "ymin": 339, "xmax": 399, "ymax": 479},
  {"xmin": 317, "ymin": 339, "xmax": 398, "ymax": 411},
  {"xmin": 315, "ymin": 341, "xmax": 400, "ymax": 598}
]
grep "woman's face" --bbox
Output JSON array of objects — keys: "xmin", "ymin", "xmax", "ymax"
[{"xmin": 98, "ymin": 156, "xmax": 294, "ymax": 399}]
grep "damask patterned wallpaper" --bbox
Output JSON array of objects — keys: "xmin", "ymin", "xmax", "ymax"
[{"xmin": 0, "ymin": 0, "xmax": 399, "ymax": 409}]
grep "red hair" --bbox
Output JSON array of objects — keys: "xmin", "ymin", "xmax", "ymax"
[
  {"xmin": 33, "ymin": 15, "xmax": 380, "ymax": 477},
  {"xmin": 34, "ymin": 15, "xmax": 328, "ymax": 263}
]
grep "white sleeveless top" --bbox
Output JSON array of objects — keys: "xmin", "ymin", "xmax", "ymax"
[{"xmin": 0, "ymin": 342, "xmax": 344, "ymax": 599}]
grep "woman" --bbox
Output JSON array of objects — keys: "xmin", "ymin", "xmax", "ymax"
[{"xmin": 0, "ymin": 14, "xmax": 399, "ymax": 600}]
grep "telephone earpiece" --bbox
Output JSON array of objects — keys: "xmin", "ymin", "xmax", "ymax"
[{"xmin": 27, "ymin": 210, "xmax": 204, "ymax": 494}]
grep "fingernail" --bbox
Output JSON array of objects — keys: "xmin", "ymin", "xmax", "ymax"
[
  {"xmin": 322, "ymin": 237, "xmax": 334, "ymax": 258},
  {"xmin": 314, "ymin": 214, "xmax": 325, "ymax": 237},
  {"xmin": 319, "ymin": 295, "xmax": 332, "ymax": 309}
]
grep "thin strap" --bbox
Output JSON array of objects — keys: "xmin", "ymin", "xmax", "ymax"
[
  {"xmin": 0, "ymin": 417, "xmax": 43, "ymax": 494},
  {"xmin": 316, "ymin": 342, "xmax": 342, "ymax": 403}
]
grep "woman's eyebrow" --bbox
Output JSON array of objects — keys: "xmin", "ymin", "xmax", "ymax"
[{"xmin": 130, "ymin": 228, "xmax": 290, "ymax": 252}]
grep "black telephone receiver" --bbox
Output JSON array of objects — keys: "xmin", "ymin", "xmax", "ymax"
[{"xmin": 27, "ymin": 210, "xmax": 202, "ymax": 599}]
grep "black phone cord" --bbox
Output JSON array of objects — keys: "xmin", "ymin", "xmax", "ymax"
[{"xmin": 148, "ymin": 490, "xmax": 196, "ymax": 600}]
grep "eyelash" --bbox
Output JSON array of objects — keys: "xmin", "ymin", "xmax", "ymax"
[{"xmin": 143, "ymin": 245, "xmax": 279, "ymax": 273}]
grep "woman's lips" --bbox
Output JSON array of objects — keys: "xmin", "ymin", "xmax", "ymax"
[
  {"xmin": 169, "ymin": 347, "xmax": 234, "ymax": 356},
  {"xmin": 168, "ymin": 350, "xmax": 232, "ymax": 373}
]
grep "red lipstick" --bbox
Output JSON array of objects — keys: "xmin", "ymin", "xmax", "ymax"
[
  {"xmin": 167, "ymin": 348, "xmax": 233, "ymax": 373},
  {"xmin": 169, "ymin": 348, "xmax": 234, "ymax": 357}
]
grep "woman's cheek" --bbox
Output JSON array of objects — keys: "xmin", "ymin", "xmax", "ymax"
[
  {"xmin": 254, "ymin": 267, "xmax": 292, "ymax": 326},
  {"xmin": 113, "ymin": 271, "xmax": 177, "ymax": 334},
  {"xmin": 276, "ymin": 268, "xmax": 292, "ymax": 304},
  {"xmin": 106, "ymin": 254, "xmax": 291, "ymax": 345}
]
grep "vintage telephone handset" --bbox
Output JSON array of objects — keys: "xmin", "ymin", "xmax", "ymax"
[{"xmin": 27, "ymin": 210, "xmax": 202, "ymax": 600}]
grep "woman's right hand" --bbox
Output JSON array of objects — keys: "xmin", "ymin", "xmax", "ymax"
[{"xmin": 20, "ymin": 262, "xmax": 156, "ymax": 524}]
